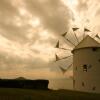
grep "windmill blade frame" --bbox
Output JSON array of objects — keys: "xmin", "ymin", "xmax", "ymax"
[
  {"xmin": 64, "ymin": 37, "xmax": 76, "ymax": 47},
  {"xmin": 61, "ymin": 32, "xmax": 67, "ymax": 37},
  {"xmin": 58, "ymin": 48, "xmax": 72, "ymax": 51},
  {"xmin": 55, "ymin": 40, "xmax": 60, "ymax": 48},
  {"xmin": 72, "ymin": 28, "xmax": 79, "ymax": 44},
  {"xmin": 55, "ymin": 54, "xmax": 73, "ymax": 62},
  {"xmin": 55, "ymin": 54, "xmax": 60, "ymax": 62},
  {"xmin": 60, "ymin": 55, "xmax": 73, "ymax": 60},
  {"xmin": 61, "ymin": 31, "xmax": 76, "ymax": 47},
  {"xmin": 72, "ymin": 28, "xmax": 79, "ymax": 31},
  {"xmin": 83, "ymin": 28, "xmax": 91, "ymax": 39},
  {"xmin": 59, "ymin": 63, "xmax": 73, "ymax": 74},
  {"xmin": 95, "ymin": 34, "xmax": 100, "ymax": 39},
  {"xmin": 66, "ymin": 63, "xmax": 73, "ymax": 72},
  {"xmin": 59, "ymin": 66, "xmax": 67, "ymax": 74}
]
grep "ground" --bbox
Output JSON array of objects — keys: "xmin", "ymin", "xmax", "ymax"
[{"xmin": 0, "ymin": 88, "xmax": 99, "ymax": 100}]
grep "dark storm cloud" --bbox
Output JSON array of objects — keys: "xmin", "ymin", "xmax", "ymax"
[
  {"xmin": 0, "ymin": 23, "xmax": 28, "ymax": 43},
  {"xmin": 0, "ymin": 0, "xmax": 73, "ymax": 44},
  {"xmin": 0, "ymin": 0, "xmax": 24, "ymax": 42},
  {"xmin": 0, "ymin": 0, "xmax": 75, "ymax": 79},
  {"xmin": 0, "ymin": 0, "xmax": 39, "ymax": 44},
  {"xmin": 25, "ymin": 0, "xmax": 72, "ymax": 35},
  {"xmin": 0, "ymin": 0, "xmax": 17, "ymax": 14}
]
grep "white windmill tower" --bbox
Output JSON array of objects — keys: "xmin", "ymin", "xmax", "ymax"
[{"xmin": 54, "ymin": 28, "xmax": 100, "ymax": 93}]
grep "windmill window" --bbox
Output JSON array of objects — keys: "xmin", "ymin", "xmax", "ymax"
[
  {"xmin": 73, "ymin": 80, "xmax": 75, "ymax": 88},
  {"xmin": 92, "ymin": 47, "xmax": 98, "ymax": 52},
  {"xmin": 83, "ymin": 64, "xmax": 88, "ymax": 72},
  {"xmin": 82, "ymin": 82, "xmax": 85, "ymax": 87},
  {"xmin": 76, "ymin": 67, "xmax": 77, "ymax": 70},
  {"xmin": 92, "ymin": 86, "xmax": 96, "ymax": 91},
  {"xmin": 98, "ymin": 59, "xmax": 100, "ymax": 62}
]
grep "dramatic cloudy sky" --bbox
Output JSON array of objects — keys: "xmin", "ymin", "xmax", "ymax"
[{"xmin": 0, "ymin": 0, "xmax": 100, "ymax": 88}]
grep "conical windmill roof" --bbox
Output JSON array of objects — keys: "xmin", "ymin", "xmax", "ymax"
[{"xmin": 72, "ymin": 35, "xmax": 100, "ymax": 52}]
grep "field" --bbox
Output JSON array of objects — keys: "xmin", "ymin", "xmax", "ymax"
[{"xmin": 0, "ymin": 88, "xmax": 99, "ymax": 100}]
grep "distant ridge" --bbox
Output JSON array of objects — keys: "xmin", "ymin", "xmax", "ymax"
[
  {"xmin": 0, "ymin": 78, "xmax": 49, "ymax": 90},
  {"xmin": 15, "ymin": 77, "xmax": 27, "ymax": 80}
]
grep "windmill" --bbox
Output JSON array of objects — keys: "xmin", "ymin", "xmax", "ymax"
[
  {"xmin": 53, "ymin": 27, "xmax": 100, "ymax": 93},
  {"xmin": 55, "ymin": 28, "xmax": 100, "ymax": 93}
]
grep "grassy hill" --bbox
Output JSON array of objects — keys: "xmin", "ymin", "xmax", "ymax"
[{"xmin": 0, "ymin": 88, "xmax": 99, "ymax": 100}]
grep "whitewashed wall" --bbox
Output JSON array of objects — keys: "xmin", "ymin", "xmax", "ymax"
[{"xmin": 72, "ymin": 47, "xmax": 100, "ymax": 93}]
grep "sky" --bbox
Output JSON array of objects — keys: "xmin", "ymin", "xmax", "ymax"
[{"xmin": 0, "ymin": 0, "xmax": 100, "ymax": 89}]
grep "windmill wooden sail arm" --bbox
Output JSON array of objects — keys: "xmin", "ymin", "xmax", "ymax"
[
  {"xmin": 59, "ymin": 63, "xmax": 73, "ymax": 74},
  {"xmin": 55, "ymin": 40, "xmax": 72, "ymax": 51},
  {"xmin": 55, "ymin": 54, "xmax": 72, "ymax": 62}
]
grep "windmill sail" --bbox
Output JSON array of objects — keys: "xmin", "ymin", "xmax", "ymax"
[
  {"xmin": 62, "ymin": 32, "xmax": 67, "ymax": 37},
  {"xmin": 66, "ymin": 63, "xmax": 73, "ymax": 71},
  {"xmin": 65, "ymin": 37, "xmax": 76, "ymax": 46},
  {"xmin": 95, "ymin": 34, "xmax": 100, "ymax": 39},
  {"xmin": 59, "ymin": 66, "xmax": 66, "ymax": 74},
  {"xmin": 72, "ymin": 27, "xmax": 79, "ymax": 43},
  {"xmin": 60, "ymin": 55, "xmax": 73, "ymax": 60},
  {"xmin": 55, "ymin": 41, "xmax": 59, "ymax": 48},
  {"xmin": 61, "ymin": 31, "xmax": 75, "ymax": 46},
  {"xmin": 72, "ymin": 28, "xmax": 79, "ymax": 31},
  {"xmin": 59, "ymin": 63, "xmax": 73, "ymax": 74},
  {"xmin": 83, "ymin": 28, "xmax": 91, "ymax": 39},
  {"xmin": 84, "ymin": 28, "xmax": 90, "ymax": 32},
  {"xmin": 55, "ymin": 40, "xmax": 72, "ymax": 51},
  {"xmin": 56, "ymin": 47, "xmax": 72, "ymax": 51},
  {"xmin": 55, "ymin": 55, "xmax": 72, "ymax": 62},
  {"xmin": 55, "ymin": 54, "xmax": 60, "ymax": 61}
]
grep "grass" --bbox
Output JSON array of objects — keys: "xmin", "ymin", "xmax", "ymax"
[{"xmin": 0, "ymin": 88, "xmax": 99, "ymax": 100}]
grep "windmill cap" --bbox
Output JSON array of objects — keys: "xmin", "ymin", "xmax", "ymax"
[{"xmin": 72, "ymin": 35, "xmax": 100, "ymax": 53}]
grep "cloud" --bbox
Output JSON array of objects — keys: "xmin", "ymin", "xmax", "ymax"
[
  {"xmin": 25, "ymin": 0, "xmax": 72, "ymax": 35},
  {"xmin": 0, "ymin": 0, "xmax": 76, "ymax": 81},
  {"xmin": 74, "ymin": 0, "xmax": 100, "ymax": 32},
  {"xmin": 76, "ymin": 0, "xmax": 88, "ymax": 12},
  {"xmin": 0, "ymin": 0, "xmax": 72, "ymax": 44}
]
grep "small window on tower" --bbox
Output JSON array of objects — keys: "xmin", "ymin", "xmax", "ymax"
[
  {"xmin": 73, "ymin": 80, "xmax": 75, "ymax": 89},
  {"xmin": 92, "ymin": 47, "xmax": 98, "ymax": 52},
  {"xmin": 92, "ymin": 86, "xmax": 96, "ymax": 91},
  {"xmin": 83, "ymin": 64, "xmax": 88, "ymax": 72},
  {"xmin": 82, "ymin": 82, "xmax": 85, "ymax": 87},
  {"xmin": 76, "ymin": 67, "xmax": 77, "ymax": 70},
  {"xmin": 98, "ymin": 59, "xmax": 100, "ymax": 62}
]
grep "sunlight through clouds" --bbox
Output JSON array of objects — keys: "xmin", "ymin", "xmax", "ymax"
[{"xmin": 28, "ymin": 18, "xmax": 40, "ymax": 28}]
